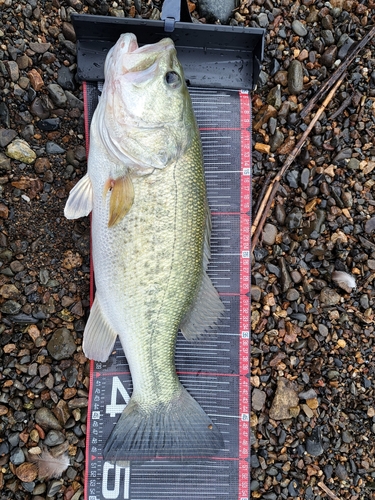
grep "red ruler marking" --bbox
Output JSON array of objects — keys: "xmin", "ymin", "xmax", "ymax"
[{"xmin": 238, "ymin": 89, "xmax": 251, "ymax": 500}]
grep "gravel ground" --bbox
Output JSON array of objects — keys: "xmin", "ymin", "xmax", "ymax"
[{"xmin": 1, "ymin": 0, "xmax": 375, "ymax": 499}]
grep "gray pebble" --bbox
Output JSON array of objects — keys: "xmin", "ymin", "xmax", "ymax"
[
  {"xmin": 319, "ymin": 287, "xmax": 340, "ymax": 307},
  {"xmin": 257, "ymin": 13, "xmax": 269, "ymax": 28},
  {"xmin": 199, "ymin": 0, "xmax": 238, "ymax": 23},
  {"xmin": 47, "ymin": 480, "xmax": 64, "ymax": 497},
  {"xmin": 321, "ymin": 30, "xmax": 335, "ymax": 46},
  {"xmin": 306, "ymin": 427, "xmax": 324, "ymax": 456},
  {"xmin": 338, "ymin": 37, "xmax": 355, "ymax": 59},
  {"xmin": 333, "ymin": 148, "xmax": 352, "ymax": 163},
  {"xmin": 270, "ymin": 129, "xmax": 284, "ymax": 152},
  {"xmin": 44, "ymin": 430, "xmax": 66, "ymax": 446},
  {"xmin": 251, "ymin": 286, "xmax": 262, "ymax": 302},
  {"xmin": 286, "ymin": 288, "xmax": 300, "ymax": 301},
  {"xmin": 1, "ymin": 300, "xmax": 22, "ymax": 314},
  {"xmin": 262, "ymin": 223, "xmax": 277, "ymax": 246},
  {"xmin": 252, "ymin": 388, "xmax": 266, "ymax": 411},
  {"xmin": 0, "ymin": 128, "xmax": 17, "ymax": 147},
  {"xmin": 288, "ymin": 60, "xmax": 303, "ymax": 95},
  {"xmin": 10, "ymin": 447, "xmax": 25, "ymax": 465},
  {"xmin": 35, "ymin": 407, "xmax": 62, "ymax": 431},
  {"xmin": 286, "ymin": 207, "xmax": 303, "ymax": 230},
  {"xmin": 365, "ymin": 217, "xmax": 375, "ymax": 234},
  {"xmin": 47, "ymin": 83, "xmax": 67, "ymax": 107},
  {"xmin": 299, "ymin": 388, "xmax": 317, "ymax": 400},
  {"xmin": 46, "ymin": 141, "xmax": 65, "ymax": 154},
  {"xmin": 290, "ymin": 270, "xmax": 302, "ymax": 283},
  {"xmin": 347, "ymin": 158, "xmax": 360, "ymax": 170},
  {"xmin": 335, "ymin": 463, "xmax": 348, "ymax": 480},
  {"xmin": 47, "ymin": 327, "xmax": 76, "ymax": 360},
  {"xmin": 300, "ymin": 168, "xmax": 310, "ymax": 190},
  {"xmin": 318, "ymin": 324, "xmax": 329, "ymax": 336},
  {"xmin": 291, "ymin": 20, "xmax": 307, "ymax": 37},
  {"xmin": 275, "ymin": 203, "xmax": 286, "ymax": 225}
]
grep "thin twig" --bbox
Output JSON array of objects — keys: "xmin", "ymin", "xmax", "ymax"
[
  {"xmin": 329, "ymin": 92, "xmax": 352, "ymax": 121},
  {"xmin": 251, "ymin": 76, "xmax": 344, "ymax": 249},
  {"xmin": 300, "ymin": 24, "xmax": 375, "ymax": 119},
  {"xmin": 317, "ymin": 481, "xmax": 342, "ymax": 500},
  {"xmin": 253, "ymin": 172, "xmax": 273, "ymax": 215}
]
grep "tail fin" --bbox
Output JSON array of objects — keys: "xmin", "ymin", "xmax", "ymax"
[{"xmin": 103, "ymin": 387, "xmax": 224, "ymax": 461}]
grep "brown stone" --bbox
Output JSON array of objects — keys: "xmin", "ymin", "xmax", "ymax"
[
  {"xmin": 34, "ymin": 157, "xmax": 51, "ymax": 174},
  {"xmin": 277, "ymin": 136, "xmax": 296, "ymax": 155},
  {"xmin": 269, "ymin": 377, "xmax": 299, "ymax": 420},
  {"xmin": 253, "ymin": 104, "xmax": 278, "ymax": 131},
  {"xmin": 28, "ymin": 69, "xmax": 44, "ymax": 91},
  {"xmin": 254, "ymin": 143, "xmax": 271, "ymax": 154},
  {"xmin": 15, "ymin": 463, "xmax": 38, "ymax": 482},
  {"xmin": 0, "ymin": 203, "xmax": 8, "ymax": 219}
]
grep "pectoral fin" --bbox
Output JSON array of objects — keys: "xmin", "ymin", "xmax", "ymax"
[
  {"xmin": 64, "ymin": 173, "xmax": 93, "ymax": 219},
  {"xmin": 103, "ymin": 174, "xmax": 135, "ymax": 227}
]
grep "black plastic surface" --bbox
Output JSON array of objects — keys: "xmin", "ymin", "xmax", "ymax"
[{"xmin": 71, "ymin": 13, "xmax": 264, "ymax": 90}]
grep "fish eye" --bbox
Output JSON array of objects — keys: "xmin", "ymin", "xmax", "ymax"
[{"xmin": 165, "ymin": 71, "xmax": 181, "ymax": 88}]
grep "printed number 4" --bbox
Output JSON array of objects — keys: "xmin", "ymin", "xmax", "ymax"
[{"xmin": 105, "ymin": 376, "xmax": 130, "ymax": 418}]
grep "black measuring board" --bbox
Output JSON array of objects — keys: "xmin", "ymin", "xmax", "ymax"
[{"xmin": 82, "ymin": 85, "xmax": 251, "ymax": 500}]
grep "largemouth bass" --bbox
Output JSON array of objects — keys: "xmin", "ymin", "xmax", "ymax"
[{"xmin": 64, "ymin": 33, "xmax": 224, "ymax": 460}]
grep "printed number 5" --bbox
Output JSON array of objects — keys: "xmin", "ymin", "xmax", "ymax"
[{"xmin": 102, "ymin": 462, "xmax": 130, "ymax": 500}]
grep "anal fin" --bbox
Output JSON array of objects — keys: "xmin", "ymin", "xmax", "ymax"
[{"xmin": 82, "ymin": 298, "xmax": 118, "ymax": 362}]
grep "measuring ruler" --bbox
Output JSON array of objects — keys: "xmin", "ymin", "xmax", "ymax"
[{"xmin": 82, "ymin": 85, "xmax": 251, "ymax": 500}]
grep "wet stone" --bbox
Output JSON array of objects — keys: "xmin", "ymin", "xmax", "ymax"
[
  {"xmin": 47, "ymin": 83, "xmax": 67, "ymax": 107},
  {"xmin": 320, "ymin": 45, "xmax": 338, "ymax": 67},
  {"xmin": 44, "ymin": 430, "xmax": 66, "ymax": 446},
  {"xmin": 10, "ymin": 447, "xmax": 25, "ymax": 465},
  {"xmin": 6, "ymin": 139, "xmax": 36, "ymax": 164},
  {"xmin": 0, "ymin": 128, "xmax": 17, "ymax": 147},
  {"xmin": 262, "ymin": 223, "xmax": 277, "ymax": 246},
  {"xmin": 46, "ymin": 142, "xmax": 65, "ymax": 154},
  {"xmin": 35, "ymin": 407, "xmax": 62, "ymax": 431},
  {"xmin": 252, "ymin": 388, "xmax": 266, "ymax": 411},
  {"xmin": 286, "ymin": 288, "xmax": 300, "ymax": 301},
  {"xmin": 57, "ymin": 66, "xmax": 76, "ymax": 91},
  {"xmin": 300, "ymin": 168, "xmax": 310, "ymax": 190},
  {"xmin": 47, "ymin": 328, "xmax": 76, "ymax": 360},
  {"xmin": 275, "ymin": 204, "xmax": 286, "ymax": 225},
  {"xmin": 270, "ymin": 129, "xmax": 284, "ymax": 152},
  {"xmin": 269, "ymin": 377, "xmax": 299, "ymax": 420},
  {"xmin": 37, "ymin": 118, "xmax": 60, "ymax": 132},
  {"xmin": 292, "ymin": 20, "xmax": 307, "ymax": 36},
  {"xmin": 335, "ymin": 463, "xmax": 348, "ymax": 480},
  {"xmin": 348, "ymin": 158, "xmax": 360, "ymax": 170},
  {"xmin": 338, "ymin": 37, "xmax": 355, "ymax": 60},
  {"xmin": 286, "ymin": 208, "xmax": 303, "ymax": 230},
  {"xmin": 1, "ymin": 300, "xmax": 21, "ymax": 314},
  {"xmin": 306, "ymin": 427, "xmax": 324, "ymax": 456},
  {"xmin": 319, "ymin": 287, "xmax": 340, "ymax": 307},
  {"xmin": 288, "ymin": 60, "xmax": 304, "ymax": 95}
]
